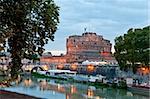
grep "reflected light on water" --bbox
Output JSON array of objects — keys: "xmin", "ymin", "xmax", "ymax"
[
  {"xmin": 42, "ymin": 65, "xmax": 49, "ymax": 71},
  {"xmin": 86, "ymin": 89, "xmax": 103, "ymax": 99},
  {"xmin": 15, "ymin": 75, "xmax": 21, "ymax": 85},
  {"xmin": 39, "ymin": 80, "xmax": 48, "ymax": 91},
  {"xmin": 57, "ymin": 84, "xmax": 61, "ymax": 90},
  {"xmin": 127, "ymin": 91, "xmax": 133, "ymax": 96},
  {"xmin": 1, "ymin": 77, "xmax": 149, "ymax": 99},
  {"xmin": 70, "ymin": 85, "xmax": 77, "ymax": 94},
  {"xmin": 24, "ymin": 79, "xmax": 32, "ymax": 87},
  {"xmin": 87, "ymin": 89, "xmax": 94, "ymax": 97},
  {"xmin": 40, "ymin": 80, "xmax": 47, "ymax": 86},
  {"xmin": 66, "ymin": 94, "xmax": 70, "ymax": 99}
]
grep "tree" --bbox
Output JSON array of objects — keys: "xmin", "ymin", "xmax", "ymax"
[
  {"xmin": 0, "ymin": 0, "xmax": 59, "ymax": 77},
  {"xmin": 114, "ymin": 26, "xmax": 150, "ymax": 71},
  {"xmin": 31, "ymin": 53, "xmax": 40, "ymax": 63}
]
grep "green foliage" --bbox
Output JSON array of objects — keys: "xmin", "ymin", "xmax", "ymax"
[
  {"xmin": 31, "ymin": 53, "xmax": 40, "ymax": 63},
  {"xmin": 0, "ymin": 0, "xmax": 59, "ymax": 76},
  {"xmin": 118, "ymin": 81, "xmax": 127, "ymax": 89},
  {"xmin": 114, "ymin": 26, "xmax": 150, "ymax": 71}
]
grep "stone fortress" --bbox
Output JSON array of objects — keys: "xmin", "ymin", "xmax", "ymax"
[
  {"xmin": 40, "ymin": 32, "xmax": 116, "ymax": 64},
  {"xmin": 66, "ymin": 32, "xmax": 112, "ymax": 63}
]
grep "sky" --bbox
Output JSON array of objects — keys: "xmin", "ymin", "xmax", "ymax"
[{"xmin": 44, "ymin": 0, "xmax": 149, "ymax": 55}]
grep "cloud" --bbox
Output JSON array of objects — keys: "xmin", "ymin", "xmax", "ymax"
[{"xmin": 44, "ymin": 0, "xmax": 149, "ymax": 52}]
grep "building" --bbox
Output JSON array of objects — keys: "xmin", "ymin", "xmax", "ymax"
[
  {"xmin": 40, "ymin": 32, "xmax": 116, "ymax": 64},
  {"xmin": 66, "ymin": 32, "xmax": 113, "ymax": 63},
  {"xmin": 40, "ymin": 55, "xmax": 66, "ymax": 64}
]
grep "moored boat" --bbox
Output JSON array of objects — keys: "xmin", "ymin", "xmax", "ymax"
[
  {"xmin": 127, "ymin": 85, "xmax": 150, "ymax": 96},
  {"xmin": 37, "ymin": 70, "xmax": 77, "ymax": 80},
  {"xmin": 88, "ymin": 75, "xmax": 105, "ymax": 83}
]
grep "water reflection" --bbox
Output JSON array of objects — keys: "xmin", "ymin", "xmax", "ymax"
[
  {"xmin": 24, "ymin": 79, "xmax": 32, "ymax": 87},
  {"xmin": 70, "ymin": 85, "xmax": 77, "ymax": 94},
  {"xmin": 1, "ymin": 76, "xmax": 149, "ymax": 99}
]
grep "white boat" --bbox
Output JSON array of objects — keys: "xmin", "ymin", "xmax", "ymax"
[
  {"xmin": 37, "ymin": 70, "xmax": 106, "ymax": 83},
  {"xmin": 38, "ymin": 70, "xmax": 77, "ymax": 80},
  {"xmin": 72, "ymin": 74, "xmax": 106, "ymax": 83},
  {"xmin": 88, "ymin": 75, "xmax": 106, "ymax": 83}
]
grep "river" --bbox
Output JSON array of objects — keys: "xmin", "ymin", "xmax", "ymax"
[{"xmin": 0, "ymin": 76, "xmax": 149, "ymax": 99}]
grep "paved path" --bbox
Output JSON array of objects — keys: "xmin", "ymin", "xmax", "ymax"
[{"xmin": 0, "ymin": 90, "xmax": 42, "ymax": 99}]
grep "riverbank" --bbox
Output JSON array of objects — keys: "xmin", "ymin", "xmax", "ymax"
[
  {"xmin": 1, "ymin": 75, "xmax": 149, "ymax": 99},
  {"xmin": 0, "ymin": 90, "xmax": 41, "ymax": 99},
  {"xmin": 32, "ymin": 72, "xmax": 127, "ymax": 89}
]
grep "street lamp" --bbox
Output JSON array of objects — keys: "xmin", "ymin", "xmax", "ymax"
[
  {"xmin": 87, "ymin": 64, "xmax": 95, "ymax": 72},
  {"xmin": 71, "ymin": 63, "xmax": 77, "ymax": 71},
  {"xmin": 57, "ymin": 64, "xmax": 64, "ymax": 69}
]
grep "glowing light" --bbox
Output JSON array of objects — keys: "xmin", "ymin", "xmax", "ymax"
[
  {"xmin": 141, "ymin": 67, "xmax": 146, "ymax": 71},
  {"xmin": 41, "ymin": 80, "xmax": 47, "ymax": 86},
  {"xmin": 70, "ymin": 85, "xmax": 77, "ymax": 94},
  {"xmin": 24, "ymin": 79, "xmax": 32, "ymax": 86},
  {"xmin": 140, "ymin": 67, "xmax": 150, "ymax": 75},
  {"xmin": 87, "ymin": 64, "xmax": 95, "ymax": 72},
  {"xmin": 57, "ymin": 84, "xmax": 65, "ymax": 92},
  {"xmin": 58, "ymin": 84, "xmax": 61, "ymax": 90},
  {"xmin": 66, "ymin": 94, "xmax": 70, "ymax": 99},
  {"xmin": 71, "ymin": 64, "xmax": 77, "ymax": 70},
  {"xmin": 87, "ymin": 89, "xmax": 94, "ymax": 97},
  {"xmin": 57, "ymin": 64, "xmax": 64, "ymax": 69},
  {"xmin": 42, "ymin": 65, "xmax": 49, "ymax": 70}
]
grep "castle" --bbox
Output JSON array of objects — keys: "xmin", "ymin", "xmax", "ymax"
[{"xmin": 40, "ymin": 32, "xmax": 116, "ymax": 64}]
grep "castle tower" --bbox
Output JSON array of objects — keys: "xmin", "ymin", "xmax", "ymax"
[{"xmin": 66, "ymin": 32, "xmax": 112, "ymax": 63}]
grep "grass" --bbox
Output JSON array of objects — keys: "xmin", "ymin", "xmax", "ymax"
[{"xmin": 32, "ymin": 72, "xmax": 50, "ymax": 78}]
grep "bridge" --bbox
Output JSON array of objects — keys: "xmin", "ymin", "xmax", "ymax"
[{"xmin": 0, "ymin": 62, "xmax": 119, "ymax": 78}]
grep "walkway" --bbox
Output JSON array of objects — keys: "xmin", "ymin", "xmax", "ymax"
[{"xmin": 0, "ymin": 90, "xmax": 41, "ymax": 99}]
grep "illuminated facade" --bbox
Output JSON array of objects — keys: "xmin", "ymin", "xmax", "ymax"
[
  {"xmin": 66, "ymin": 32, "xmax": 113, "ymax": 63},
  {"xmin": 40, "ymin": 32, "xmax": 115, "ymax": 64},
  {"xmin": 40, "ymin": 55, "xmax": 66, "ymax": 64}
]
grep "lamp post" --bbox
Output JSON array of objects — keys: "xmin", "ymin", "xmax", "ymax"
[
  {"xmin": 57, "ymin": 64, "xmax": 64, "ymax": 70},
  {"xmin": 71, "ymin": 63, "xmax": 77, "ymax": 71},
  {"xmin": 87, "ymin": 64, "xmax": 95, "ymax": 73}
]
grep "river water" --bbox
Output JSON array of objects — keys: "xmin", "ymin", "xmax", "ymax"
[{"xmin": 0, "ymin": 76, "xmax": 149, "ymax": 99}]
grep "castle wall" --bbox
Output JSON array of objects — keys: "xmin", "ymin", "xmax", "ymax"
[
  {"xmin": 66, "ymin": 32, "xmax": 112, "ymax": 63},
  {"xmin": 40, "ymin": 56, "xmax": 66, "ymax": 64},
  {"xmin": 40, "ymin": 32, "xmax": 114, "ymax": 64}
]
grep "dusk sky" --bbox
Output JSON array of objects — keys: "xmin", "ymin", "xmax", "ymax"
[{"xmin": 44, "ymin": 0, "xmax": 149, "ymax": 55}]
